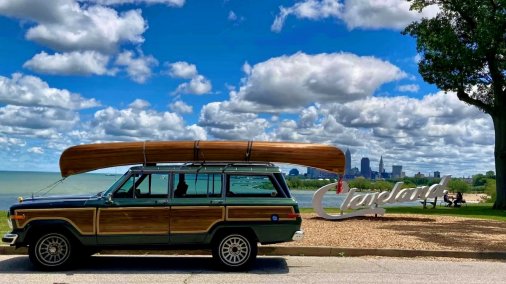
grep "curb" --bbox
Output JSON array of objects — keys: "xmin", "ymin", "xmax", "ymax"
[{"xmin": 1, "ymin": 246, "xmax": 505, "ymax": 260}]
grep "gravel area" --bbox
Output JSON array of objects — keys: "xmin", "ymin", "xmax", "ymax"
[{"xmin": 275, "ymin": 213, "xmax": 506, "ymax": 252}]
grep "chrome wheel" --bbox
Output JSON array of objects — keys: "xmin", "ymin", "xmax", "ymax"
[
  {"xmin": 34, "ymin": 233, "xmax": 71, "ymax": 267},
  {"xmin": 218, "ymin": 234, "xmax": 251, "ymax": 267}
]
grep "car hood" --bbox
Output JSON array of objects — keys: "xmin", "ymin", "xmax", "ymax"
[{"xmin": 11, "ymin": 194, "xmax": 99, "ymax": 210}]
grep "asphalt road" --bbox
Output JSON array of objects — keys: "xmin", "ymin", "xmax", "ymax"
[{"xmin": 0, "ymin": 254, "xmax": 505, "ymax": 283}]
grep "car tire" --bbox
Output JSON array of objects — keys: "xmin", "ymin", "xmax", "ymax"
[
  {"xmin": 28, "ymin": 232, "xmax": 75, "ymax": 271},
  {"xmin": 212, "ymin": 232, "xmax": 257, "ymax": 271}
]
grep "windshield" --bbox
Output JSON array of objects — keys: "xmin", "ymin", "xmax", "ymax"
[{"xmin": 104, "ymin": 171, "xmax": 131, "ymax": 196}]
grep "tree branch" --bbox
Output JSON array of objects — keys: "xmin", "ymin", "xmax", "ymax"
[{"xmin": 456, "ymin": 88, "xmax": 494, "ymax": 114}]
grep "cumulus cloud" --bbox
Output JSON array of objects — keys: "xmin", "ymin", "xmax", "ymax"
[
  {"xmin": 198, "ymin": 102, "xmax": 270, "ymax": 140},
  {"xmin": 271, "ymin": 0, "xmax": 438, "ymax": 32},
  {"xmin": 228, "ymin": 11, "xmax": 237, "ymax": 21},
  {"xmin": 88, "ymin": 103, "xmax": 206, "ymax": 141},
  {"xmin": 169, "ymin": 100, "xmax": 193, "ymax": 114},
  {"xmin": 0, "ymin": 0, "xmax": 147, "ymax": 53},
  {"xmin": 279, "ymin": 92, "xmax": 492, "ymax": 176},
  {"xmin": 396, "ymin": 84, "xmax": 420, "ymax": 93},
  {"xmin": 0, "ymin": 136, "xmax": 25, "ymax": 146},
  {"xmin": 340, "ymin": 0, "xmax": 439, "ymax": 30},
  {"xmin": 271, "ymin": 0, "xmax": 341, "ymax": 32},
  {"xmin": 115, "ymin": 50, "xmax": 158, "ymax": 83},
  {"xmin": 128, "ymin": 98, "xmax": 150, "ymax": 109},
  {"xmin": 228, "ymin": 52, "xmax": 406, "ymax": 112},
  {"xmin": 0, "ymin": 73, "xmax": 100, "ymax": 109},
  {"xmin": 28, "ymin": 147, "xmax": 44, "ymax": 154},
  {"xmin": 85, "ymin": 0, "xmax": 185, "ymax": 6},
  {"xmin": 173, "ymin": 75, "xmax": 212, "ymax": 95},
  {"xmin": 166, "ymin": 61, "xmax": 212, "ymax": 95},
  {"xmin": 23, "ymin": 51, "xmax": 113, "ymax": 76},
  {"xmin": 167, "ymin": 61, "xmax": 197, "ymax": 79},
  {"xmin": 193, "ymin": 89, "xmax": 493, "ymax": 176},
  {"xmin": 0, "ymin": 105, "xmax": 79, "ymax": 139}
]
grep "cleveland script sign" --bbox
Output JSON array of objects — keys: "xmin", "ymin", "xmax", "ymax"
[{"xmin": 312, "ymin": 176, "xmax": 451, "ymax": 220}]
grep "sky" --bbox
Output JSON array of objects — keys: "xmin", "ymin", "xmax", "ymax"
[{"xmin": 0, "ymin": 0, "xmax": 495, "ymax": 177}]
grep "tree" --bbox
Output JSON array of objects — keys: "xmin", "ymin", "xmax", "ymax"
[
  {"xmin": 472, "ymin": 173, "xmax": 487, "ymax": 187},
  {"xmin": 349, "ymin": 177, "xmax": 371, "ymax": 190},
  {"xmin": 403, "ymin": 0, "xmax": 506, "ymax": 209},
  {"xmin": 448, "ymin": 178, "xmax": 471, "ymax": 193}
]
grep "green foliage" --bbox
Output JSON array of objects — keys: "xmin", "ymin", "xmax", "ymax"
[
  {"xmin": 372, "ymin": 180, "xmax": 394, "ymax": 191},
  {"xmin": 472, "ymin": 174, "xmax": 487, "ymax": 186},
  {"xmin": 0, "ymin": 211, "xmax": 10, "ymax": 236},
  {"xmin": 486, "ymin": 171, "xmax": 496, "ymax": 179},
  {"xmin": 403, "ymin": 0, "xmax": 505, "ymax": 114},
  {"xmin": 484, "ymin": 178, "xmax": 497, "ymax": 202},
  {"xmin": 348, "ymin": 177, "xmax": 371, "ymax": 190},
  {"xmin": 285, "ymin": 177, "xmax": 336, "ymax": 190},
  {"xmin": 448, "ymin": 178, "xmax": 471, "ymax": 193}
]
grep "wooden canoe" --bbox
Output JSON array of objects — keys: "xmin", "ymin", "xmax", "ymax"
[{"xmin": 59, "ymin": 141, "xmax": 345, "ymax": 177}]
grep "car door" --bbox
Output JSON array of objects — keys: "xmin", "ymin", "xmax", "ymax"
[
  {"xmin": 169, "ymin": 172, "xmax": 225, "ymax": 244},
  {"xmin": 97, "ymin": 171, "xmax": 170, "ymax": 245}
]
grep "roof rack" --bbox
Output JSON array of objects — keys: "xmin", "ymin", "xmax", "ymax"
[{"xmin": 181, "ymin": 161, "xmax": 276, "ymax": 168}]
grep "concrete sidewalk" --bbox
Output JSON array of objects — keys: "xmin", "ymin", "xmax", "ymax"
[{"xmin": 1, "ymin": 245, "xmax": 505, "ymax": 260}]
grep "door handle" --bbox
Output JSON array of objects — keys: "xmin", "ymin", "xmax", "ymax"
[
  {"xmin": 156, "ymin": 200, "xmax": 168, "ymax": 205},
  {"xmin": 210, "ymin": 200, "xmax": 223, "ymax": 205}
]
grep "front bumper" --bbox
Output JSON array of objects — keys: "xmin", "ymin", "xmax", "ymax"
[
  {"xmin": 292, "ymin": 230, "xmax": 304, "ymax": 241},
  {"xmin": 2, "ymin": 234, "xmax": 18, "ymax": 245}
]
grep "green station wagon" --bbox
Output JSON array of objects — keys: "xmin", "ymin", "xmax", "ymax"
[{"xmin": 3, "ymin": 163, "xmax": 304, "ymax": 271}]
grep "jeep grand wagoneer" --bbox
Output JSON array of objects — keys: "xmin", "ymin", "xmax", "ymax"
[{"xmin": 3, "ymin": 163, "xmax": 303, "ymax": 270}]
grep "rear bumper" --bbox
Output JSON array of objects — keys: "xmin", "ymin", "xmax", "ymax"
[
  {"xmin": 292, "ymin": 230, "xmax": 304, "ymax": 241},
  {"xmin": 2, "ymin": 234, "xmax": 18, "ymax": 245}
]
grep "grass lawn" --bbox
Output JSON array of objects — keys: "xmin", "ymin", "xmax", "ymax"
[
  {"xmin": 300, "ymin": 203, "xmax": 506, "ymax": 222},
  {"xmin": 0, "ymin": 211, "xmax": 10, "ymax": 237}
]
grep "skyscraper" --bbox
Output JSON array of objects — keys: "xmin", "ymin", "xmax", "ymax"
[
  {"xmin": 345, "ymin": 149, "xmax": 351, "ymax": 175},
  {"xmin": 392, "ymin": 165, "xmax": 402, "ymax": 179},
  {"xmin": 361, "ymin": 157, "xmax": 371, "ymax": 179},
  {"xmin": 379, "ymin": 155, "xmax": 384, "ymax": 174}
]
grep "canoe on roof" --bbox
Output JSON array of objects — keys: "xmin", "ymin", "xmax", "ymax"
[{"xmin": 59, "ymin": 141, "xmax": 345, "ymax": 177}]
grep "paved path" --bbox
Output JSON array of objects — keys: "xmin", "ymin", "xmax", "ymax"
[{"xmin": 0, "ymin": 255, "xmax": 504, "ymax": 283}]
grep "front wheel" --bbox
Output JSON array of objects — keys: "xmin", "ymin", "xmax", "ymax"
[
  {"xmin": 212, "ymin": 233, "xmax": 257, "ymax": 271},
  {"xmin": 28, "ymin": 232, "xmax": 75, "ymax": 270}
]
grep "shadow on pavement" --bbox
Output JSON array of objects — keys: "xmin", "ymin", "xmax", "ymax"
[{"xmin": 0, "ymin": 255, "xmax": 289, "ymax": 274}]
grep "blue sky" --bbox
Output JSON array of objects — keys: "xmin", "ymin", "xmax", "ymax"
[{"xmin": 0, "ymin": 0, "xmax": 495, "ymax": 177}]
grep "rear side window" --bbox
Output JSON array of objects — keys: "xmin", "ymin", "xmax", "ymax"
[
  {"xmin": 173, "ymin": 173, "xmax": 222, "ymax": 198},
  {"xmin": 227, "ymin": 175, "xmax": 284, "ymax": 198}
]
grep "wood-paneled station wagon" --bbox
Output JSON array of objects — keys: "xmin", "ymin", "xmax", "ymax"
[{"xmin": 3, "ymin": 141, "xmax": 345, "ymax": 271}]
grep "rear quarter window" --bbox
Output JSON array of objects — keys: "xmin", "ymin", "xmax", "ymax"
[{"xmin": 227, "ymin": 175, "xmax": 285, "ymax": 198}]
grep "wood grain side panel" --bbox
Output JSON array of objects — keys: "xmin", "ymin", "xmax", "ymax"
[
  {"xmin": 15, "ymin": 208, "xmax": 96, "ymax": 235},
  {"xmin": 226, "ymin": 206, "xmax": 296, "ymax": 221},
  {"xmin": 170, "ymin": 206, "xmax": 224, "ymax": 233},
  {"xmin": 98, "ymin": 207, "xmax": 170, "ymax": 235}
]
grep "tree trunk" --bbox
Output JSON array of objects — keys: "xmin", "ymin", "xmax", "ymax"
[{"xmin": 492, "ymin": 112, "xmax": 506, "ymax": 210}]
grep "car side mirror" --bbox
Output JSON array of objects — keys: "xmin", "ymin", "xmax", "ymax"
[{"xmin": 105, "ymin": 193, "xmax": 113, "ymax": 204}]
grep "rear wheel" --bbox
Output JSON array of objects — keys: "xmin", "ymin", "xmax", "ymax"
[
  {"xmin": 28, "ymin": 232, "xmax": 75, "ymax": 270},
  {"xmin": 212, "ymin": 232, "xmax": 257, "ymax": 271}
]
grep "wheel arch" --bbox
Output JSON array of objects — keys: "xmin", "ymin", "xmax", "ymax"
[
  {"xmin": 208, "ymin": 225, "xmax": 259, "ymax": 245},
  {"xmin": 23, "ymin": 220, "xmax": 83, "ymax": 245}
]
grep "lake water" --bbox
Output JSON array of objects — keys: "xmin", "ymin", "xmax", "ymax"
[{"xmin": 0, "ymin": 171, "xmax": 419, "ymax": 210}]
